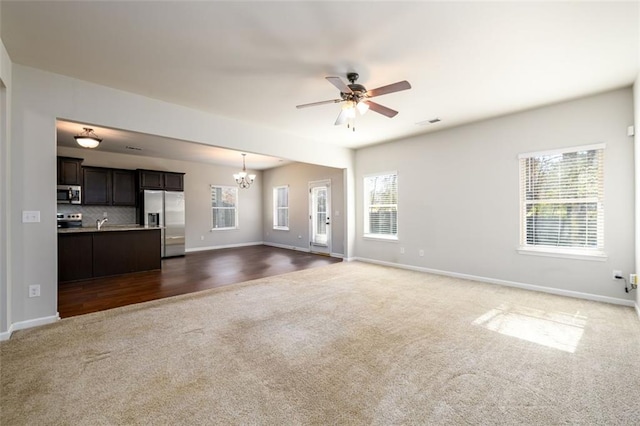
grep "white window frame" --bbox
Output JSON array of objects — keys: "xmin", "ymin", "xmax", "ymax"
[
  {"xmin": 517, "ymin": 143, "xmax": 606, "ymax": 260},
  {"xmin": 273, "ymin": 185, "xmax": 289, "ymax": 230},
  {"xmin": 363, "ymin": 171, "xmax": 398, "ymax": 241},
  {"xmin": 210, "ymin": 185, "xmax": 238, "ymax": 231}
]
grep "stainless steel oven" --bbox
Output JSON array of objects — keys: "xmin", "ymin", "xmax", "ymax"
[
  {"xmin": 57, "ymin": 185, "xmax": 81, "ymax": 205},
  {"xmin": 57, "ymin": 213, "xmax": 83, "ymax": 228}
]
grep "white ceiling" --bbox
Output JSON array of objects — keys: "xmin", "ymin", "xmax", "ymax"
[
  {"xmin": 2, "ymin": 1, "xmax": 639, "ymax": 161},
  {"xmin": 56, "ymin": 119, "xmax": 289, "ymax": 170}
]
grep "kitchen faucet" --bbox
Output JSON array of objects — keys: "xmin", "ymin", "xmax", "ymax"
[{"xmin": 97, "ymin": 218, "xmax": 108, "ymax": 230}]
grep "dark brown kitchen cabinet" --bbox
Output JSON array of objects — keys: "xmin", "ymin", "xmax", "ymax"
[
  {"xmin": 138, "ymin": 170, "xmax": 164, "ymax": 189},
  {"xmin": 92, "ymin": 230, "xmax": 161, "ymax": 277},
  {"xmin": 138, "ymin": 169, "xmax": 184, "ymax": 191},
  {"xmin": 83, "ymin": 167, "xmax": 111, "ymax": 205},
  {"xmin": 112, "ymin": 169, "xmax": 136, "ymax": 206},
  {"xmin": 58, "ymin": 233, "xmax": 93, "ymax": 282},
  {"xmin": 164, "ymin": 172, "xmax": 184, "ymax": 191},
  {"xmin": 83, "ymin": 167, "xmax": 136, "ymax": 206},
  {"xmin": 57, "ymin": 157, "xmax": 83, "ymax": 185},
  {"xmin": 58, "ymin": 229, "xmax": 161, "ymax": 282}
]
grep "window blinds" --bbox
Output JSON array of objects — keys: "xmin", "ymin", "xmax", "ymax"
[
  {"xmin": 364, "ymin": 173, "xmax": 398, "ymax": 238},
  {"xmin": 519, "ymin": 145, "xmax": 604, "ymax": 251},
  {"xmin": 211, "ymin": 185, "xmax": 237, "ymax": 229},
  {"xmin": 273, "ymin": 186, "xmax": 289, "ymax": 229}
]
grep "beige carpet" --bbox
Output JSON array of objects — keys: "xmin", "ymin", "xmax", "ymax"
[{"xmin": 2, "ymin": 262, "xmax": 639, "ymax": 425}]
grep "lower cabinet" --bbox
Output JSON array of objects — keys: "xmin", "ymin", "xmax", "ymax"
[
  {"xmin": 58, "ymin": 229, "xmax": 161, "ymax": 282},
  {"xmin": 58, "ymin": 233, "xmax": 93, "ymax": 282}
]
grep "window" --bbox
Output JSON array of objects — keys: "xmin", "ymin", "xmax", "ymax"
[
  {"xmin": 211, "ymin": 185, "xmax": 238, "ymax": 230},
  {"xmin": 519, "ymin": 144, "xmax": 604, "ymax": 257},
  {"xmin": 364, "ymin": 172, "xmax": 398, "ymax": 239},
  {"xmin": 273, "ymin": 185, "xmax": 289, "ymax": 230}
]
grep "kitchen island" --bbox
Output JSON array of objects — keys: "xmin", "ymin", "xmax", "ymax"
[{"xmin": 58, "ymin": 226, "xmax": 161, "ymax": 282}]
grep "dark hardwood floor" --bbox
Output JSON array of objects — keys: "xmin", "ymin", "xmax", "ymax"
[{"xmin": 58, "ymin": 245, "xmax": 342, "ymax": 318}]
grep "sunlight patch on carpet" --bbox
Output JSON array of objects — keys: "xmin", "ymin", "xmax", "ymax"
[{"xmin": 472, "ymin": 304, "xmax": 586, "ymax": 353}]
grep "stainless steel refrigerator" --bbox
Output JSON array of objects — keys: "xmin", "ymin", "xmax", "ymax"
[{"xmin": 142, "ymin": 190, "xmax": 185, "ymax": 258}]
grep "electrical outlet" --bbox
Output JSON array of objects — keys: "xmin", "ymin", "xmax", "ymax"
[
  {"xmin": 28, "ymin": 285, "xmax": 40, "ymax": 298},
  {"xmin": 630, "ymin": 274, "xmax": 638, "ymax": 285},
  {"xmin": 200, "ymin": 235, "xmax": 204, "ymax": 241},
  {"xmin": 419, "ymin": 249, "xmax": 424, "ymax": 257},
  {"xmin": 613, "ymin": 270, "xmax": 622, "ymax": 280},
  {"xmin": 103, "ymin": 212, "xmax": 108, "ymax": 218},
  {"xmin": 400, "ymin": 247, "xmax": 405, "ymax": 254}
]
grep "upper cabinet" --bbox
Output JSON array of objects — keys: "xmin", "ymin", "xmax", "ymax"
[
  {"xmin": 83, "ymin": 167, "xmax": 111, "ymax": 205},
  {"xmin": 57, "ymin": 157, "xmax": 83, "ymax": 185},
  {"xmin": 83, "ymin": 167, "xmax": 136, "ymax": 206},
  {"xmin": 64, "ymin": 163, "xmax": 184, "ymax": 206},
  {"xmin": 164, "ymin": 172, "xmax": 184, "ymax": 191},
  {"xmin": 138, "ymin": 170, "xmax": 164, "ymax": 189},
  {"xmin": 138, "ymin": 169, "xmax": 184, "ymax": 191},
  {"xmin": 112, "ymin": 170, "xmax": 136, "ymax": 206}
]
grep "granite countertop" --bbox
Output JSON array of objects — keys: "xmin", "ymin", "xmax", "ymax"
[{"xmin": 58, "ymin": 225, "xmax": 161, "ymax": 234}]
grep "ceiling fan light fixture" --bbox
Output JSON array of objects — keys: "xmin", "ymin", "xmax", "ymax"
[
  {"xmin": 74, "ymin": 127, "xmax": 102, "ymax": 148},
  {"xmin": 357, "ymin": 101, "xmax": 369, "ymax": 115},
  {"xmin": 342, "ymin": 101, "xmax": 356, "ymax": 119},
  {"xmin": 296, "ymin": 72, "xmax": 411, "ymax": 131}
]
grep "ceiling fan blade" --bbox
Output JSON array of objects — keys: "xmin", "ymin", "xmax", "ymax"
[
  {"xmin": 296, "ymin": 99, "xmax": 342, "ymax": 109},
  {"xmin": 365, "ymin": 101, "xmax": 398, "ymax": 118},
  {"xmin": 326, "ymin": 76, "xmax": 353, "ymax": 94},
  {"xmin": 366, "ymin": 80, "xmax": 411, "ymax": 98},
  {"xmin": 334, "ymin": 109, "xmax": 348, "ymax": 126}
]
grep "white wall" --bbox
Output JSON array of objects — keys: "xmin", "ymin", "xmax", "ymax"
[
  {"xmin": 0, "ymin": 36, "xmax": 13, "ymax": 334},
  {"xmin": 7, "ymin": 64, "xmax": 353, "ymax": 331},
  {"xmin": 57, "ymin": 146, "xmax": 263, "ymax": 250},
  {"xmin": 262, "ymin": 162, "xmax": 345, "ymax": 256},
  {"xmin": 355, "ymin": 88, "xmax": 636, "ymax": 304}
]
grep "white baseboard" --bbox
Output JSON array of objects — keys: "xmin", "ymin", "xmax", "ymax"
[
  {"xmin": 0, "ymin": 326, "xmax": 12, "ymax": 341},
  {"xmin": 264, "ymin": 242, "xmax": 311, "ymax": 253},
  {"xmin": 185, "ymin": 241, "xmax": 264, "ymax": 253},
  {"xmin": 635, "ymin": 303, "xmax": 640, "ymax": 319},
  {"xmin": 187, "ymin": 241, "xmax": 345, "ymax": 259},
  {"xmin": 263, "ymin": 242, "xmax": 345, "ymax": 259},
  {"xmin": 0, "ymin": 313, "xmax": 60, "ymax": 341},
  {"xmin": 353, "ymin": 257, "xmax": 636, "ymax": 307}
]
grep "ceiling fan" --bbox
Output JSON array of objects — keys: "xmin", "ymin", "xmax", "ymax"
[{"xmin": 296, "ymin": 72, "xmax": 411, "ymax": 131}]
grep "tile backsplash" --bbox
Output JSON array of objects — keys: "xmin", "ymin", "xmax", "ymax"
[{"xmin": 58, "ymin": 204, "xmax": 137, "ymax": 227}]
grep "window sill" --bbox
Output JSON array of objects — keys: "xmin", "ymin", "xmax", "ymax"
[
  {"xmin": 517, "ymin": 246, "xmax": 607, "ymax": 261},
  {"xmin": 273, "ymin": 227, "xmax": 289, "ymax": 231},
  {"xmin": 363, "ymin": 234, "xmax": 398, "ymax": 242},
  {"xmin": 210, "ymin": 227, "xmax": 238, "ymax": 231}
]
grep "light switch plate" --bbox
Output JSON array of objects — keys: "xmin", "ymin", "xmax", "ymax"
[{"xmin": 22, "ymin": 211, "xmax": 40, "ymax": 223}]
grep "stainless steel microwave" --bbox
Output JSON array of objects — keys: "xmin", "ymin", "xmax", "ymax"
[{"xmin": 57, "ymin": 185, "xmax": 81, "ymax": 204}]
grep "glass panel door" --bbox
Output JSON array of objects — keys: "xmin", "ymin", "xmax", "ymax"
[{"xmin": 309, "ymin": 180, "xmax": 331, "ymax": 255}]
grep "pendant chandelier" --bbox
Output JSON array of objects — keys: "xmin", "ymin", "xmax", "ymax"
[
  {"xmin": 233, "ymin": 153, "xmax": 256, "ymax": 189},
  {"xmin": 74, "ymin": 127, "xmax": 102, "ymax": 149}
]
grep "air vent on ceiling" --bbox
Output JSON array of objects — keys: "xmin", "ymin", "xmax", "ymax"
[
  {"xmin": 416, "ymin": 117, "xmax": 441, "ymax": 126},
  {"xmin": 125, "ymin": 146, "xmax": 143, "ymax": 151}
]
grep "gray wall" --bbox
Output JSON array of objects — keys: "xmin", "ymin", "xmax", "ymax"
[
  {"xmin": 57, "ymin": 146, "xmax": 263, "ymax": 250},
  {"xmin": 355, "ymin": 88, "xmax": 636, "ymax": 303},
  {"xmin": 262, "ymin": 162, "xmax": 345, "ymax": 256}
]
